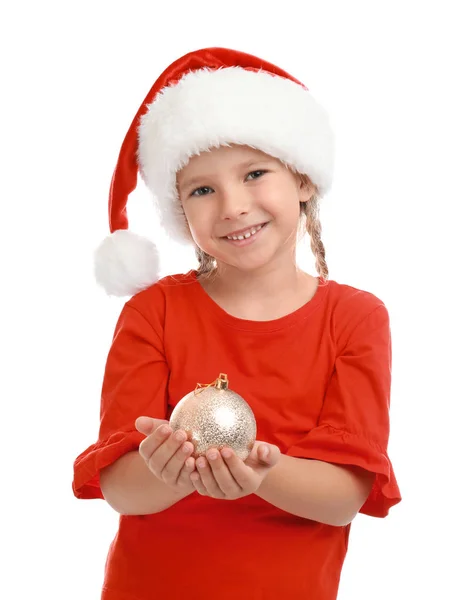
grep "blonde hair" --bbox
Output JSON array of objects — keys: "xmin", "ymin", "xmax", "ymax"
[
  {"xmin": 195, "ymin": 246, "xmax": 217, "ymax": 278},
  {"xmin": 195, "ymin": 174, "xmax": 329, "ymax": 282},
  {"xmin": 299, "ymin": 189, "xmax": 329, "ymax": 282}
]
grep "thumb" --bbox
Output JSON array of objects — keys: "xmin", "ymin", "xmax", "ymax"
[
  {"xmin": 135, "ymin": 416, "xmax": 169, "ymax": 436},
  {"xmin": 257, "ymin": 443, "xmax": 280, "ymax": 468}
]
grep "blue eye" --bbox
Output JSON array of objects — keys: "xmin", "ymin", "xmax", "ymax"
[
  {"xmin": 189, "ymin": 171, "xmax": 267, "ymax": 196},
  {"xmin": 191, "ymin": 186, "xmax": 213, "ymax": 197},
  {"xmin": 246, "ymin": 170, "xmax": 267, "ymax": 180}
]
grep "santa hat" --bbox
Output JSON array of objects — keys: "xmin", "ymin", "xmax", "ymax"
[{"xmin": 94, "ymin": 47, "xmax": 335, "ymax": 296}]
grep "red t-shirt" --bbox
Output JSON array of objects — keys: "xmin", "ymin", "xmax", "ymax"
[{"xmin": 73, "ymin": 271, "xmax": 401, "ymax": 600}]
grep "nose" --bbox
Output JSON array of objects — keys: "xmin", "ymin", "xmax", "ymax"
[{"xmin": 217, "ymin": 185, "xmax": 250, "ymax": 220}]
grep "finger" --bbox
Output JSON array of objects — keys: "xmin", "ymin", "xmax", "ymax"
[
  {"xmin": 139, "ymin": 424, "xmax": 172, "ymax": 464},
  {"xmin": 135, "ymin": 416, "xmax": 169, "ymax": 436},
  {"xmin": 148, "ymin": 429, "xmax": 190, "ymax": 480},
  {"xmin": 195, "ymin": 456, "xmax": 225, "ymax": 498},
  {"xmin": 246, "ymin": 442, "xmax": 281, "ymax": 472},
  {"xmin": 220, "ymin": 448, "xmax": 252, "ymax": 489},
  {"xmin": 257, "ymin": 443, "xmax": 280, "ymax": 468},
  {"xmin": 206, "ymin": 449, "xmax": 241, "ymax": 497},
  {"xmin": 177, "ymin": 456, "xmax": 196, "ymax": 488},
  {"xmin": 190, "ymin": 470, "xmax": 209, "ymax": 496},
  {"xmin": 160, "ymin": 440, "xmax": 195, "ymax": 486},
  {"xmin": 139, "ymin": 425, "xmax": 186, "ymax": 478}
]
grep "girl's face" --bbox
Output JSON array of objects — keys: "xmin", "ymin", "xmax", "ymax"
[{"xmin": 176, "ymin": 145, "xmax": 315, "ymax": 274}]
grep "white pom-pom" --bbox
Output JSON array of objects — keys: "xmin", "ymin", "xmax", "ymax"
[{"xmin": 94, "ymin": 230, "xmax": 160, "ymax": 297}]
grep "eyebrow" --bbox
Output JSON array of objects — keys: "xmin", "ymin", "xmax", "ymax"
[{"xmin": 178, "ymin": 159, "xmax": 274, "ymax": 192}]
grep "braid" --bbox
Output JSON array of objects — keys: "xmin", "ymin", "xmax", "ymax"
[
  {"xmin": 195, "ymin": 247, "xmax": 216, "ymax": 278},
  {"xmin": 300, "ymin": 193, "xmax": 329, "ymax": 282}
]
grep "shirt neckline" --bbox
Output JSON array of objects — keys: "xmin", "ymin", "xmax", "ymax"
[{"xmin": 185, "ymin": 270, "xmax": 330, "ymax": 332}]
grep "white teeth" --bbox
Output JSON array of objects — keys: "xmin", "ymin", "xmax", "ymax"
[{"xmin": 227, "ymin": 224, "xmax": 263, "ymax": 241}]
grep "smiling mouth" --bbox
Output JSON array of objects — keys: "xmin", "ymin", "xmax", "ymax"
[{"xmin": 222, "ymin": 223, "xmax": 267, "ymax": 241}]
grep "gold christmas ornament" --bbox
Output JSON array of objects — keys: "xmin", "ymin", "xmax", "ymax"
[{"xmin": 169, "ymin": 374, "xmax": 257, "ymax": 460}]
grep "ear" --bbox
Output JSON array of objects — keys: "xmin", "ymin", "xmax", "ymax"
[{"xmin": 298, "ymin": 175, "xmax": 317, "ymax": 203}]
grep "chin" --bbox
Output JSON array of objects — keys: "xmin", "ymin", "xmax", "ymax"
[{"xmin": 218, "ymin": 254, "xmax": 276, "ymax": 273}]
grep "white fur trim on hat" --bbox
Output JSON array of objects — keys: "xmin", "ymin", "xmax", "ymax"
[
  {"xmin": 94, "ymin": 229, "xmax": 160, "ymax": 297},
  {"xmin": 137, "ymin": 66, "xmax": 335, "ymax": 245}
]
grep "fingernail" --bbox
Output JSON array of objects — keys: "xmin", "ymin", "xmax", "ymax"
[
  {"xmin": 160, "ymin": 426, "xmax": 171, "ymax": 435},
  {"xmin": 207, "ymin": 450, "xmax": 218, "ymax": 461},
  {"xmin": 261, "ymin": 446, "xmax": 269, "ymax": 459},
  {"xmin": 221, "ymin": 448, "xmax": 232, "ymax": 459},
  {"xmin": 174, "ymin": 430, "xmax": 186, "ymax": 442},
  {"xmin": 197, "ymin": 458, "xmax": 206, "ymax": 468}
]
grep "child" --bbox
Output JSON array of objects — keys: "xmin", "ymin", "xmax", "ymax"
[{"xmin": 72, "ymin": 47, "xmax": 401, "ymax": 600}]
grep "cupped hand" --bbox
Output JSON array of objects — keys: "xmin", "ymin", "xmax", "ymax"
[
  {"xmin": 135, "ymin": 416, "xmax": 196, "ymax": 493},
  {"xmin": 190, "ymin": 440, "xmax": 280, "ymax": 500}
]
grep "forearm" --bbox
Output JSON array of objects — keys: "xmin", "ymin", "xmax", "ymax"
[
  {"xmin": 255, "ymin": 454, "xmax": 375, "ymax": 526},
  {"xmin": 99, "ymin": 451, "xmax": 193, "ymax": 515}
]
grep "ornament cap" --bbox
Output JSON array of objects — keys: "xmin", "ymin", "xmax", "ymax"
[{"xmin": 215, "ymin": 374, "xmax": 229, "ymax": 390}]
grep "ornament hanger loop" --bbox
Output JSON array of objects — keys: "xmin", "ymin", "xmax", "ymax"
[{"xmin": 194, "ymin": 373, "xmax": 229, "ymax": 395}]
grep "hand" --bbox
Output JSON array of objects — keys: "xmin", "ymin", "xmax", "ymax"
[
  {"xmin": 190, "ymin": 441, "xmax": 280, "ymax": 500},
  {"xmin": 135, "ymin": 416, "xmax": 196, "ymax": 494}
]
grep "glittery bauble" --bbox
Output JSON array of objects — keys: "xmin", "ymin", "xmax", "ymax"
[{"xmin": 169, "ymin": 374, "xmax": 256, "ymax": 460}]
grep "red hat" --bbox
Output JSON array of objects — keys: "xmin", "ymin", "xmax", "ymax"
[{"xmin": 94, "ymin": 47, "xmax": 335, "ymax": 296}]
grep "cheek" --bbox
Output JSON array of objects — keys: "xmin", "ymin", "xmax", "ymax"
[
  {"xmin": 181, "ymin": 201, "xmax": 197, "ymax": 226},
  {"xmin": 182, "ymin": 203, "xmax": 213, "ymax": 240},
  {"xmin": 258, "ymin": 187, "xmax": 299, "ymax": 223}
]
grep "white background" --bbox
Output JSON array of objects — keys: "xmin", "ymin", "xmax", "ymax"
[{"xmin": 2, "ymin": 1, "xmax": 450, "ymax": 598}]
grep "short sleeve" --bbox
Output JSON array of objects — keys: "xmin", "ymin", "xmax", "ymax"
[
  {"xmin": 287, "ymin": 304, "xmax": 401, "ymax": 518},
  {"xmin": 72, "ymin": 302, "xmax": 169, "ymax": 500}
]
